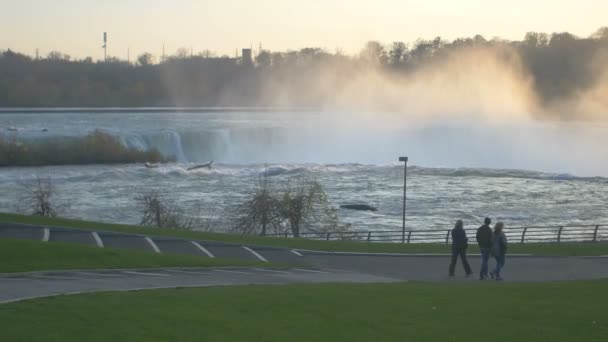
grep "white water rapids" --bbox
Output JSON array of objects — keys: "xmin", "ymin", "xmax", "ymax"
[{"xmin": 1, "ymin": 110, "xmax": 607, "ymax": 233}]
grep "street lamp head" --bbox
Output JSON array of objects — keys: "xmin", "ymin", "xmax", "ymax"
[{"xmin": 399, "ymin": 156, "xmax": 408, "ymax": 162}]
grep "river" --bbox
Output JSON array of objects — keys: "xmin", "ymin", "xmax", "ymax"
[{"xmin": 1, "ymin": 110, "xmax": 607, "ymax": 233}]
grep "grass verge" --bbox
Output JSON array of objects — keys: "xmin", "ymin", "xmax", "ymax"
[
  {"xmin": 0, "ymin": 238, "xmax": 264, "ymax": 273},
  {"xmin": 0, "ymin": 280, "xmax": 606, "ymax": 341},
  {"xmin": 1, "ymin": 212, "xmax": 607, "ymax": 256}
]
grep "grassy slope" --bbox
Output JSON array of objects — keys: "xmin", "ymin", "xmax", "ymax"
[
  {"xmin": 2, "ymin": 212, "xmax": 607, "ymax": 256},
  {"xmin": 1, "ymin": 281, "xmax": 606, "ymax": 342},
  {"xmin": 0, "ymin": 238, "xmax": 263, "ymax": 273}
]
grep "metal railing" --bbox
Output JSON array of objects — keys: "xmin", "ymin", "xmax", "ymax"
[{"xmin": 265, "ymin": 224, "xmax": 608, "ymax": 244}]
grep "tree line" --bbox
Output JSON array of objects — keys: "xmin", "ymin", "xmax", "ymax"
[{"xmin": 1, "ymin": 27, "xmax": 607, "ymax": 114}]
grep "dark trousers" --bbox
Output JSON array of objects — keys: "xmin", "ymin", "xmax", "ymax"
[
  {"xmin": 449, "ymin": 248, "xmax": 472, "ymax": 276},
  {"xmin": 493, "ymin": 253, "xmax": 506, "ymax": 278},
  {"xmin": 479, "ymin": 248, "xmax": 491, "ymax": 278}
]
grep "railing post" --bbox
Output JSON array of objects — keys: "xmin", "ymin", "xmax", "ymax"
[
  {"xmin": 557, "ymin": 226, "xmax": 563, "ymax": 243},
  {"xmin": 407, "ymin": 231, "xmax": 412, "ymax": 244},
  {"xmin": 367, "ymin": 231, "xmax": 371, "ymax": 242},
  {"xmin": 593, "ymin": 225, "xmax": 599, "ymax": 242},
  {"xmin": 326, "ymin": 232, "xmax": 331, "ymax": 241},
  {"xmin": 521, "ymin": 227, "xmax": 528, "ymax": 244},
  {"xmin": 445, "ymin": 230, "xmax": 451, "ymax": 245}
]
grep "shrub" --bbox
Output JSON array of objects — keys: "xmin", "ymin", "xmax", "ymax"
[{"xmin": 0, "ymin": 130, "xmax": 171, "ymax": 166}]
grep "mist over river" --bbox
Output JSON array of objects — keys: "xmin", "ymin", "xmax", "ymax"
[{"xmin": 1, "ymin": 110, "xmax": 607, "ymax": 232}]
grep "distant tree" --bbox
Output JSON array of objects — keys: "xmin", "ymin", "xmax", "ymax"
[
  {"xmin": 47, "ymin": 51, "xmax": 68, "ymax": 61},
  {"xmin": 389, "ymin": 41, "xmax": 407, "ymax": 66},
  {"xmin": 524, "ymin": 32, "xmax": 549, "ymax": 47},
  {"xmin": 255, "ymin": 50, "xmax": 272, "ymax": 68},
  {"xmin": 282, "ymin": 50, "xmax": 299, "ymax": 65},
  {"xmin": 410, "ymin": 39, "xmax": 434, "ymax": 64},
  {"xmin": 175, "ymin": 47, "xmax": 189, "ymax": 59},
  {"xmin": 1, "ymin": 49, "xmax": 31, "ymax": 61},
  {"xmin": 549, "ymin": 32, "xmax": 577, "ymax": 46},
  {"xmin": 473, "ymin": 34, "xmax": 487, "ymax": 44},
  {"xmin": 297, "ymin": 47, "xmax": 327, "ymax": 65},
  {"xmin": 199, "ymin": 50, "xmax": 216, "ymax": 58},
  {"xmin": 270, "ymin": 52, "xmax": 284, "ymax": 67},
  {"xmin": 451, "ymin": 37, "xmax": 474, "ymax": 47},
  {"xmin": 591, "ymin": 27, "xmax": 608, "ymax": 41},
  {"xmin": 361, "ymin": 41, "xmax": 388, "ymax": 65},
  {"xmin": 104, "ymin": 56, "xmax": 123, "ymax": 64},
  {"xmin": 137, "ymin": 52, "xmax": 155, "ymax": 66},
  {"xmin": 431, "ymin": 36, "xmax": 445, "ymax": 51}
]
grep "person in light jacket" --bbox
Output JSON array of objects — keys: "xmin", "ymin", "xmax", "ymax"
[
  {"xmin": 449, "ymin": 220, "xmax": 473, "ymax": 277},
  {"xmin": 490, "ymin": 222, "xmax": 508, "ymax": 281}
]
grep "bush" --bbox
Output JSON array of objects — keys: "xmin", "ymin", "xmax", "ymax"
[
  {"xmin": 135, "ymin": 190, "xmax": 209, "ymax": 230},
  {"xmin": 0, "ymin": 130, "xmax": 171, "ymax": 166},
  {"xmin": 17, "ymin": 176, "xmax": 65, "ymax": 217}
]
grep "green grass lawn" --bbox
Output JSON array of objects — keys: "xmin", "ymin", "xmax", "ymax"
[
  {"xmin": 2, "ymin": 212, "xmax": 607, "ymax": 256},
  {"xmin": 0, "ymin": 238, "xmax": 264, "ymax": 273},
  {"xmin": 0, "ymin": 280, "xmax": 606, "ymax": 342}
]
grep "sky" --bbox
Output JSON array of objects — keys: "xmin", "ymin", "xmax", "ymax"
[{"xmin": 1, "ymin": 0, "xmax": 606, "ymax": 61}]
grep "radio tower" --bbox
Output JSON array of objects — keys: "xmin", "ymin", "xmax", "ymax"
[{"xmin": 102, "ymin": 32, "xmax": 107, "ymax": 62}]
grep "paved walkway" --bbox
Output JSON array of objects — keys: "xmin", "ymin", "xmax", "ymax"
[
  {"xmin": 0, "ymin": 267, "xmax": 396, "ymax": 304},
  {"xmin": 1, "ymin": 222, "xmax": 608, "ymax": 304},
  {"xmin": 304, "ymin": 253, "xmax": 608, "ymax": 282}
]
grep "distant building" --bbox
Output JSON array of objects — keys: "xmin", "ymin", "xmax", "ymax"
[{"xmin": 241, "ymin": 48, "xmax": 252, "ymax": 66}]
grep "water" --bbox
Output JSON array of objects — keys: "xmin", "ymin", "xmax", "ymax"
[{"xmin": 1, "ymin": 110, "xmax": 608, "ymax": 233}]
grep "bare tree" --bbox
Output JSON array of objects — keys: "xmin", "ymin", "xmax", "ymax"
[
  {"xmin": 136, "ymin": 190, "xmax": 202, "ymax": 230},
  {"xmin": 232, "ymin": 176, "xmax": 347, "ymax": 238},
  {"xmin": 232, "ymin": 175, "xmax": 282, "ymax": 236},
  {"xmin": 279, "ymin": 179, "xmax": 338, "ymax": 237},
  {"xmin": 18, "ymin": 176, "xmax": 63, "ymax": 217}
]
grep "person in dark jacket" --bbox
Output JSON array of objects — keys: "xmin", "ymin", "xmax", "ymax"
[
  {"xmin": 449, "ymin": 220, "xmax": 473, "ymax": 277},
  {"xmin": 476, "ymin": 217, "xmax": 494, "ymax": 280},
  {"xmin": 490, "ymin": 222, "xmax": 508, "ymax": 281}
]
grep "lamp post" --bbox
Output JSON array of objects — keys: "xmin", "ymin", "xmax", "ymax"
[{"xmin": 399, "ymin": 156, "xmax": 408, "ymax": 243}]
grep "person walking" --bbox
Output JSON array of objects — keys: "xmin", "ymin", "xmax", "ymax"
[
  {"xmin": 476, "ymin": 217, "xmax": 494, "ymax": 280},
  {"xmin": 449, "ymin": 220, "xmax": 473, "ymax": 277},
  {"xmin": 490, "ymin": 222, "xmax": 508, "ymax": 281}
]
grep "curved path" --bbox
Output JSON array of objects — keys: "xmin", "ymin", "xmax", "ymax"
[
  {"xmin": 0, "ymin": 267, "xmax": 396, "ymax": 304},
  {"xmin": 1, "ymin": 222, "xmax": 608, "ymax": 303}
]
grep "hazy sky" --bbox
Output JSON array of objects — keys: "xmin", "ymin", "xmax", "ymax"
[{"xmin": 1, "ymin": 0, "xmax": 606, "ymax": 60}]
